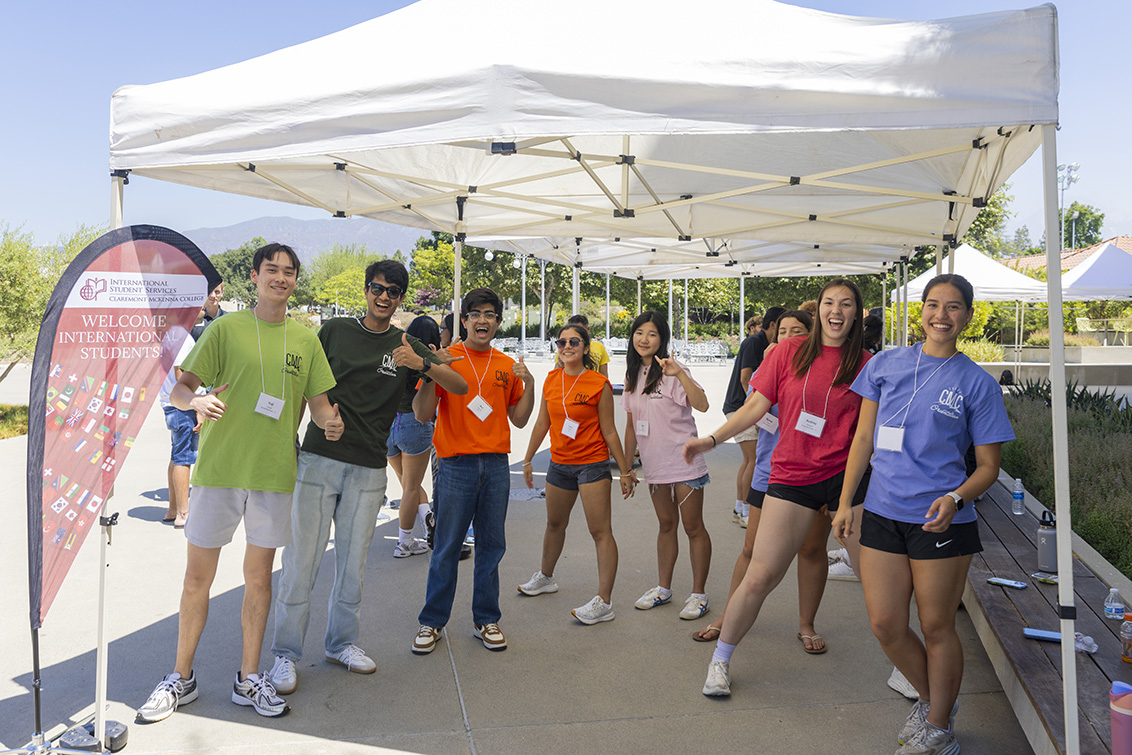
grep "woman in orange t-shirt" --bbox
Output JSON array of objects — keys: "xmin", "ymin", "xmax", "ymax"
[{"xmin": 521, "ymin": 324, "xmax": 638, "ymax": 625}]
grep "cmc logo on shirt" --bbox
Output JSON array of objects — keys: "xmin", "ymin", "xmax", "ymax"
[
  {"xmin": 571, "ymin": 392, "xmax": 591, "ymax": 405},
  {"xmin": 493, "ymin": 369, "xmax": 511, "ymax": 389},
  {"xmin": 285, "ymin": 352, "xmax": 304, "ymax": 377},
  {"xmin": 931, "ymin": 387, "xmax": 964, "ymax": 419}
]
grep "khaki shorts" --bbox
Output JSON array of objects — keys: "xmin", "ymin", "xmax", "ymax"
[
  {"xmin": 184, "ymin": 486, "xmax": 294, "ymax": 549},
  {"xmin": 726, "ymin": 411, "xmax": 759, "ymax": 444}
]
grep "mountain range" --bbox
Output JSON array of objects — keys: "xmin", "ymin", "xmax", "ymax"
[{"xmin": 184, "ymin": 216, "xmax": 430, "ymax": 261}]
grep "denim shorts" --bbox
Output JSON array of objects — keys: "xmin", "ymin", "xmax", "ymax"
[
  {"xmin": 545, "ymin": 459, "xmax": 612, "ymax": 491},
  {"xmin": 387, "ymin": 412, "xmax": 435, "ymax": 457},
  {"xmin": 163, "ymin": 406, "xmax": 198, "ymax": 466}
]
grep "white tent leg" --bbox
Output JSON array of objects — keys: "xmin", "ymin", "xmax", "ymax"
[
  {"xmin": 936, "ymin": 245, "xmax": 943, "ymax": 276},
  {"xmin": 539, "ymin": 259, "xmax": 547, "ymax": 342},
  {"xmin": 453, "ymin": 238, "xmax": 463, "ymax": 323},
  {"xmin": 739, "ymin": 276, "xmax": 745, "ymax": 334},
  {"xmin": 605, "ymin": 274, "xmax": 611, "ymax": 339},
  {"xmin": 1042, "ymin": 123, "xmax": 1079, "ymax": 755},
  {"xmin": 948, "ymin": 245, "xmax": 956, "ymax": 273},
  {"xmin": 521, "ymin": 257, "xmax": 528, "ymax": 350},
  {"xmin": 903, "ymin": 261, "xmax": 910, "ymax": 347},
  {"xmin": 668, "ymin": 279, "xmax": 674, "ymax": 340},
  {"xmin": 572, "ymin": 267, "xmax": 580, "ymax": 316},
  {"xmin": 881, "ymin": 275, "xmax": 887, "ymax": 350},
  {"xmin": 637, "ymin": 279, "xmax": 642, "ymax": 316},
  {"xmin": 110, "ymin": 175, "xmax": 124, "ymax": 229},
  {"xmin": 683, "ymin": 278, "xmax": 689, "ymax": 345}
]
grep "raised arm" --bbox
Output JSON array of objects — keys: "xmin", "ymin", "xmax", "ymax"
[{"xmin": 682, "ymin": 388, "xmax": 771, "ymax": 463}]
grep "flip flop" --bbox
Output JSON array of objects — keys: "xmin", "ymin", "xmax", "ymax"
[
  {"xmin": 797, "ymin": 633, "xmax": 828, "ymax": 654},
  {"xmin": 692, "ymin": 625, "xmax": 721, "ymax": 643},
  {"xmin": 162, "ymin": 516, "xmax": 176, "ymax": 523}
]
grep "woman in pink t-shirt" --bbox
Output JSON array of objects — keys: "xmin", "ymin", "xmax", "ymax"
[
  {"xmin": 621, "ymin": 311, "xmax": 713, "ymax": 621},
  {"xmin": 683, "ymin": 279, "xmax": 872, "ymax": 698}
]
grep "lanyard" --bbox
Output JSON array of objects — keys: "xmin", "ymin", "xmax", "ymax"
[
  {"xmin": 561, "ymin": 368, "xmax": 586, "ymax": 421},
  {"xmin": 881, "ymin": 345, "xmax": 957, "ymax": 429},
  {"xmin": 800, "ymin": 360, "xmax": 834, "ymax": 421},
  {"xmin": 253, "ymin": 310, "xmax": 287, "ymax": 401},
  {"xmin": 463, "ymin": 345, "xmax": 493, "ymax": 398}
]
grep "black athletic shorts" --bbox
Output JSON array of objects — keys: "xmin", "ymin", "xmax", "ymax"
[
  {"xmin": 746, "ymin": 487, "xmax": 767, "ymax": 509},
  {"xmin": 860, "ymin": 509, "xmax": 983, "ymax": 559},
  {"xmin": 765, "ymin": 467, "xmax": 871, "ymax": 513}
]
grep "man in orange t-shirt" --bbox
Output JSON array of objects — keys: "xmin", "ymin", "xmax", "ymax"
[{"xmin": 410, "ymin": 288, "xmax": 536, "ymax": 654}]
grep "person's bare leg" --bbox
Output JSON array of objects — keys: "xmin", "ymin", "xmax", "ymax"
[
  {"xmin": 174, "ymin": 543, "xmax": 222, "ymax": 677},
  {"xmin": 860, "ymin": 547, "xmax": 925, "ymax": 695},
  {"xmin": 540, "ymin": 484, "xmax": 577, "ymax": 577},
  {"xmin": 911, "ymin": 554, "xmax": 973, "ymax": 728},
  {"xmin": 718, "ymin": 497, "xmax": 815, "ymax": 646},
  {"xmin": 696, "ymin": 504, "xmax": 759, "ymax": 639},
  {"xmin": 398, "ymin": 451, "xmax": 432, "ymax": 532},
  {"xmin": 165, "ymin": 461, "xmax": 178, "ymax": 521},
  {"xmin": 795, "ymin": 509, "xmax": 832, "ymax": 650},
  {"xmin": 650, "ymin": 485, "xmax": 679, "ymax": 590},
  {"xmin": 240, "ymin": 544, "xmax": 277, "ymax": 679},
  {"xmin": 171, "ymin": 464, "xmax": 191, "ymax": 526},
  {"xmin": 578, "ymin": 478, "xmax": 617, "ymax": 603},
  {"xmin": 675, "ymin": 485, "xmax": 711, "ymax": 594},
  {"xmin": 735, "ymin": 440, "xmax": 756, "ymax": 504}
]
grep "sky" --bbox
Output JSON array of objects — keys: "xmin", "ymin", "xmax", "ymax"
[{"xmin": 1, "ymin": 0, "xmax": 1127, "ymax": 248}]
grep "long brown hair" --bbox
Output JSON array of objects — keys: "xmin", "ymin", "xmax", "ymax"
[
  {"xmin": 792, "ymin": 278, "xmax": 865, "ymax": 386},
  {"xmin": 625, "ymin": 310, "xmax": 669, "ymax": 395}
]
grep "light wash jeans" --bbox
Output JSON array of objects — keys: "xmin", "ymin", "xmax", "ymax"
[
  {"xmin": 418, "ymin": 453, "xmax": 509, "ymax": 628},
  {"xmin": 272, "ymin": 451, "xmax": 386, "ymax": 660}
]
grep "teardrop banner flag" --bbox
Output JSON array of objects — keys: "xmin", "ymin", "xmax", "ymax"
[{"xmin": 26, "ymin": 225, "xmax": 221, "ymax": 628}]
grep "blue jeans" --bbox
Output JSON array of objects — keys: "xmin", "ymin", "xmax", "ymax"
[
  {"xmin": 419, "ymin": 453, "xmax": 509, "ymax": 628},
  {"xmin": 272, "ymin": 451, "xmax": 387, "ymax": 660}
]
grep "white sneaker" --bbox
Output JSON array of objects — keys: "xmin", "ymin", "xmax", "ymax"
[
  {"xmin": 828, "ymin": 547, "xmax": 849, "ymax": 565},
  {"xmin": 827, "ymin": 560, "xmax": 858, "ymax": 581},
  {"xmin": 327, "ymin": 644, "xmax": 376, "ymax": 674},
  {"xmin": 732, "ymin": 508, "xmax": 744, "ymax": 524},
  {"xmin": 394, "ymin": 540, "xmax": 428, "ymax": 558},
  {"xmin": 634, "ymin": 586, "xmax": 672, "ymax": 610},
  {"xmin": 231, "ymin": 672, "xmax": 289, "ymax": 717},
  {"xmin": 572, "ymin": 595, "xmax": 614, "ymax": 625},
  {"xmin": 518, "ymin": 570, "xmax": 559, "ymax": 596},
  {"xmin": 899, "ymin": 697, "xmax": 959, "ymax": 745},
  {"xmin": 739, "ymin": 513, "xmax": 749, "ymax": 528},
  {"xmin": 897, "ymin": 721, "xmax": 960, "ymax": 755},
  {"xmin": 679, "ymin": 594, "xmax": 710, "ymax": 620},
  {"xmin": 268, "ymin": 655, "xmax": 297, "ymax": 695},
  {"xmin": 888, "ymin": 666, "xmax": 919, "ymax": 700},
  {"xmin": 136, "ymin": 672, "xmax": 198, "ymax": 722},
  {"xmin": 702, "ymin": 660, "xmax": 731, "ymax": 696}
]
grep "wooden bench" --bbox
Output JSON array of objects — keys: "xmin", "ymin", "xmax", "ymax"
[{"xmin": 963, "ymin": 474, "xmax": 1132, "ymax": 754}]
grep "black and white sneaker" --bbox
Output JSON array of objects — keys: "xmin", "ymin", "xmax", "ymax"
[
  {"xmin": 136, "ymin": 671, "xmax": 198, "ymax": 722},
  {"xmin": 232, "ymin": 671, "xmax": 289, "ymax": 717}
]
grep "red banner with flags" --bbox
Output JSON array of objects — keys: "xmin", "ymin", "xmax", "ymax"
[{"xmin": 27, "ymin": 226, "xmax": 220, "ymax": 628}]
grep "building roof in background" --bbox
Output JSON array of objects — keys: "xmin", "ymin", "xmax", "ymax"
[{"xmin": 1004, "ymin": 236, "xmax": 1132, "ymax": 272}]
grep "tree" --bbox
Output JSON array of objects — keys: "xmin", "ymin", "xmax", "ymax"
[
  {"xmin": 315, "ymin": 267, "xmax": 368, "ymax": 315},
  {"xmin": 209, "ymin": 237, "xmax": 264, "ymax": 306},
  {"xmin": 1060, "ymin": 201, "xmax": 1104, "ymax": 249},
  {"xmin": 962, "ymin": 186, "xmax": 1013, "ymax": 258}
]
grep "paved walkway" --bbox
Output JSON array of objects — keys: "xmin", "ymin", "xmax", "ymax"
[{"xmin": 0, "ymin": 357, "xmax": 1033, "ymax": 753}]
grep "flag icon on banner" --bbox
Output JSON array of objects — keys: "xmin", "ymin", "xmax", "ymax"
[
  {"xmin": 117, "ymin": 407, "xmax": 130, "ymax": 420},
  {"xmin": 46, "ymin": 387, "xmax": 59, "ymax": 402},
  {"xmin": 103, "ymin": 405, "xmax": 115, "ymax": 417},
  {"xmin": 100, "ymin": 458, "xmax": 117, "ymax": 472},
  {"xmin": 121, "ymin": 387, "xmax": 134, "ymax": 403},
  {"xmin": 110, "ymin": 432, "xmax": 122, "ymax": 448},
  {"xmin": 64, "ymin": 533, "xmax": 77, "ymax": 551},
  {"xmin": 82, "ymin": 417, "xmax": 97, "ymax": 433},
  {"xmin": 65, "ymin": 410, "xmax": 84, "ymax": 427},
  {"xmin": 72, "ymin": 439, "xmax": 87, "ymax": 453},
  {"xmin": 65, "ymin": 509, "xmax": 77, "ymax": 522},
  {"xmin": 65, "ymin": 483, "xmax": 79, "ymax": 498},
  {"xmin": 68, "ymin": 374, "xmax": 78, "ymax": 384},
  {"xmin": 51, "ymin": 498, "xmax": 67, "ymax": 514},
  {"xmin": 62, "ymin": 384, "xmax": 76, "ymax": 399},
  {"xmin": 88, "ymin": 450, "xmax": 102, "ymax": 465},
  {"xmin": 97, "ymin": 381, "xmax": 108, "ymax": 397},
  {"xmin": 138, "ymin": 387, "xmax": 147, "ymax": 402},
  {"xmin": 76, "ymin": 490, "xmax": 90, "ymax": 508},
  {"xmin": 123, "ymin": 436, "xmax": 135, "ymax": 448},
  {"xmin": 50, "ymin": 364, "xmax": 63, "ymax": 378},
  {"xmin": 45, "ymin": 405, "xmax": 54, "ymax": 419},
  {"xmin": 109, "ymin": 385, "xmax": 119, "ymax": 400},
  {"xmin": 81, "ymin": 376, "xmax": 96, "ymax": 392},
  {"xmin": 86, "ymin": 397, "xmax": 102, "ymax": 413},
  {"xmin": 51, "ymin": 529, "xmax": 65, "ymax": 545},
  {"xmin": 86, "ymin": 495, "xmax": 104, "ymax": 513},
  {"xmin": 55, "ymin": 401, "xmax": 69, "ymax": 413}
]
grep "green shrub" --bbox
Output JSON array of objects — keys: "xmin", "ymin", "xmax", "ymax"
[
  {"xmin": 1023, "ymin": 328, "xmax": 1101, "ymax": 347},
  {"xmin": 957, "ymin": 339, "xmax": 1004, "ymax": 363},
  {"xmin": 1002, "ymin": 389, "xmax": 1132, "ymax": 579}
]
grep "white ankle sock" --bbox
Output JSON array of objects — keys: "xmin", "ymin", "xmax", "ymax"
[
  {"xmin": 712, "ymin": 640, "xmax": 737, "ymax": 664},
  {"xmin": 398, "ymin": 528, "xmax": 413, "ymax": 545}
]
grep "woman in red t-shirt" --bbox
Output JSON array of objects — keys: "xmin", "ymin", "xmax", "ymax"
[
  {"xmin": 683, "ymin": 279, "xmax": 872, "ymax": 697},
  {"xmin": 520, "ymin": 324, "xmax": 638, "ymax": 625}
]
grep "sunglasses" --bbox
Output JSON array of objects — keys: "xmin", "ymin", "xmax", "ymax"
[
  {"xmin": 556, "ymin": 337, "xmax": 584, "ymax": 349},
  {"xmin": 366, "ymin": 282, "xmax": 405, "ymax": 299}
]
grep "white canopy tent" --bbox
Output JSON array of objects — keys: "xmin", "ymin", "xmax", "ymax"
[
  {"xmin": 106, "ymin": 1, "xmax": 1079, "ymax": 751},
  {"xmin": 894, "ymin": 244, "xmax": 1048, "ymax": 302},
  {"xmin": 1062, "ymin": 242, "xmax": 1132, "ymax": 300}
]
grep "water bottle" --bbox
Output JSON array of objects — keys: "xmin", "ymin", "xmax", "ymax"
[
  {"xmin": 1110, "ymin": 680, "xmax": 1132, "ymax": 753},
  {"xmin": 1122, "ymin": 614, "xmax": 1132, "ymax": 664},
  {"xmin": 1012, "ymin": 478, "xmax": 1025, "ymax": 516},
  {"xmin": 1037, "ymin": 511, "xmax": 1058, "ymax": 573},
  {"xmin": 1107, "ymin": 589, "xmax": 1126, "ymax": 621}
]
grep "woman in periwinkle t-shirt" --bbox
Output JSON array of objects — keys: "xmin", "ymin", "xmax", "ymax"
[
  {"xmin": 621, "ymin": 311, "xmax": 713, "ymax": 622},
  {"xmin": 834, "ymin": 274, "xmax": 1014, "ymax": 755}
]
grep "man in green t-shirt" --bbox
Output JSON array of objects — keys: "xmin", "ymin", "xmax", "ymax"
[
  {"xmin": 267, "ymin": 260, "xmax": 467, "ymax": 697},
  {"xmin": 138, "ymin": 243, "xmax": 343, "ymax": 722}
]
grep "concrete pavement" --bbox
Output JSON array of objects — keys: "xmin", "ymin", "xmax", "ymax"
[{"xmin": 0, "ymin": 355, "xmax": 1033, "ymax": 753}]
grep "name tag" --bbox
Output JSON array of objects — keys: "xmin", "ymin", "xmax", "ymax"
[
  {"xmin": 635, "ymin": 420, "xmax": 650, "ymax": 437},
  {"xmin": 755, "ymin": 413, "xmax": 779, "ymax": 433},
  {"xmin": 795, "ymin": 411, "xmax": 825, "ymax": 438},
  {"xmin": 562, "ymin": 418, "xmax": 580, "ymax": 439},
  {"xmin": 255, "ymin": 392, "xmax": 284, "ymax": 420},
  {"xmin": 877, "ymin": 425, "xmax": 905, "ymax": 452},
  {"xmin": 467, "ymin": 394, "xmax": 493, "ymax": 422}
]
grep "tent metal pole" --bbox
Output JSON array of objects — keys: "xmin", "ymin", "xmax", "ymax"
[
  {"xmin": 1041, "ymin": 123, "xmax": 1079, "ymax": 755},
  {"xmin": 572, "ymin": 267, "xmax": 580, "ymax": 316},
  {"xmin": 739, "ymin": 276, "xmax": 745, "ymax": 334},
  {"xmin": 683, "ymin": 278, "xmax": 689, "ymax": 345},
  {"xmin": 453, "ymin": 238, "xmax": 463, "ymax": 323},
  {"xmin": 605, "ymin": 274, "xmax": 611, "ymax": 339},
  {"xmin": 668, "ymin": 279, "xmax": 674, "ymax": 340},
  {"xmin": 539, "ymin": 259, "xmax": 547, "ymax": 342},
  {"xmin": 521, "ymin": 256, "xmax": 527, "ymax": 350},
  {"xmin": 637, "ymin": 279, "xmax": 641, "ymax": 316},
  {"xmin": 936, "ymin": 245, "xmax": 943, "ymax": 276},
  {"xmin": 881, "ymin": 274, "xmax": 887, "ymax": 350},
  {"xmin": 948, "ymin": 243, "xmax": 956, "ymax": 274},
  {"xmin": 903, "ymin": 261, "xmax": 910, "ymax": 347},
  {"xmin": 110, "ymin": 175, "xmax": 124, "ymax": 230}
]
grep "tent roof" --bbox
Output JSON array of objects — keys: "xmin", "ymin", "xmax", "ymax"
[
  {"xmin": 895, "ymin": 243, "xmax": 1047, "ymax": 302},
  {"xmin": 1061, "ymin": 242, "xmax": 1132, "ymax": 300},
  {"xmin": 109, "ymin": 0, "xmax": 1058, "ymax": 253}
]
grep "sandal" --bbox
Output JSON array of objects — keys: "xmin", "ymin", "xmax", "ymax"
[
  {"xmin": 692, "ymin": 625, "xmax": 722, "ymax": 643},
  {"xmin": 797, "ymin": 633, "xmax": 828, "ymax": 654}
]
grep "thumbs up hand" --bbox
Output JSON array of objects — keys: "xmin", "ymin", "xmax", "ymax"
[
  {"xmin": 192, "ymin": 382, "xmax": 229, "ymax": 421},
  {"xmin": 393, "ymin": 332, "xmax": 427, "ymax": 370},
  {"xmin": 324, "ymin": 402, "xmax": 344, "ymax": 441},
  {"xmin": 513, "ymin": 354, "xmax": 533, "ymax": 386}
]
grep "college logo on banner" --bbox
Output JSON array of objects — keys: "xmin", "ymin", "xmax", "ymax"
[{"xmin": 26, "ymin": 226, "xmax": 220, "ymax": 629}]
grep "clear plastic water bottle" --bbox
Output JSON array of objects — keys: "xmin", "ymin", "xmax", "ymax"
[
  {"xmin": 1122, "ymin": 614, "xmax": 1132, "ymax": 664},
  {"xmin": 1107, "ymin": 588, "xmax": 1126, "ymax": 621},
  {"xmin": 1012, "ymin": 478, "xmax": 1025, "ymax": 516}
]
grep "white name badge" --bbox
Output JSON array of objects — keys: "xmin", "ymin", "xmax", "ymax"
[
  {"xmin": 635, "ymin": 420, "xmax": 650, "ymax": 437},
  {"xmin": 562, "ymin": 418, "xmax": 580, "ymax": 439},
  {"xmin": 255, "ymin": 392, "xmax": 285, "ymax": 420},
  {"xmin": 755, "ymin": 413, "xmax": 779, "ymax": 434},
  {"xmin": 795, "ymin": 411, "xmax": 826, "ymax": 438},
  {"xmin": 877, "ymin": 425, "xmax": 905, "ymax": 452},
  {"xmin": 467, "ymin": 394, "xmax": 493, "ymax": 422}
]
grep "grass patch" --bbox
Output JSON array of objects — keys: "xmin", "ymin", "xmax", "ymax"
[
  {"xmin": 1002, "ymin": 388, "xmax": 1132, "ymax": 578},
  {"xmin": 0, "ymin": 404, "xmax": 29, "ymax": 439}
]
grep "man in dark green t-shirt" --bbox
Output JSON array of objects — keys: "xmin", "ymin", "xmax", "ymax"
[{"xmin": 267, "ymin": 260, "xmax": 467, "ymax": 697}]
